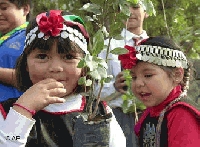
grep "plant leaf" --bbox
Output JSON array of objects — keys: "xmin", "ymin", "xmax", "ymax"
[
  {"xmin": 92, "ymin": 30, "xmax": 104, "ymax": 56},
  {"xmin": 110, "ymin": 47, "xmax": 128, "ymax": 55},
  {"xmin": 78, "ymin": 76, "xmax": 86, "ymax": 85}
]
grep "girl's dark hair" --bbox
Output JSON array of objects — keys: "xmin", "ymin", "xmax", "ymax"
[
  {"xmin": 140, "ymin": 36, "xmax": 191, "ymax": 95},
  {"xmin": 9, "ymin": 0, "xmax": 31, "ymax": 20},
  {"xmin": 15, "ymin": 11, "xmax": 90, "ymax": 94}
]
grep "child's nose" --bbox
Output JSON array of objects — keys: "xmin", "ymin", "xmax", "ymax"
[
  {"xmin": 49, "ymin": 58, "xmax": 64, "ymax": 72},
  {"xmin": 135, "ymin": 78, "xmax": 145, "ymax": 88}
]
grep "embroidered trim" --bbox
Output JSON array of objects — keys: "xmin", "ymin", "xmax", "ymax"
[
  {"xmin": 155, "ymin": 93, "xmax": 185, "ymax": 147},
  {"xmin": 0, "ymin": 22, "xmax": 28, "ymax": 46},
  {"xmin": 136, "ymin": 45, "xmax": 188, "ymax": 69}
]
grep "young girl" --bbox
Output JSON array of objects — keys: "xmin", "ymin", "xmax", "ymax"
[
  {"xmin": 0, "ymin": 10, "xmax": 126, "ymax": 147},
  {"xmin": 118, "ymin": 36, "xmax": 200, "ymax": 147}
]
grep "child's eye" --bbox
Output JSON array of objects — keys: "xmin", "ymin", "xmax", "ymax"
[
  {"xmin": 145, "ymin": 74, "xmax": 152, "ymax": 78},
  {"xmin": 0, "ymin": 5, "xmax": 8, "ymax": 11},
  {"xmin": 36, "ymin": 54, "xmax": 48, "ymax": 59},
  {"xmin": 64, "ymin": 54, "xmax": 75, "ymax": 60},
  {"xmin": 132, "ymin": 76, "xmax": 137, "ymax": 80}
]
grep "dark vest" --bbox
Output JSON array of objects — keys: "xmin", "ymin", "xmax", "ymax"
[{"xmin": 139, "ymin": 114, "xmax": 168, "ymax": 147}]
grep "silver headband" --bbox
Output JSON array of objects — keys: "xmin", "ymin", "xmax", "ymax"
[
  {"xmin": 24, "ymin": 24, "xmax": 89, "ymax": 54},
  {"xmin": 135, "ymin": 45, "xmax": 188, "ymax": 69}
]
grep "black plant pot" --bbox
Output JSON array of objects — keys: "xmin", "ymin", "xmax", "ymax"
[{"xmin": 72, "ymin": 113, "xmax": 111, "ymax": 147}]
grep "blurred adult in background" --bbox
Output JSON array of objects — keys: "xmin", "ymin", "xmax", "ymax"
[{"xmin": 0, "ymin": 0, "xmax": 30, "ymax": 101}]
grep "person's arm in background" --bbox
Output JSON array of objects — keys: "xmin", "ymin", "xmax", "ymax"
[{"xmin": 0, "ymin": 68, "xmax": 16, "ymax": 87}]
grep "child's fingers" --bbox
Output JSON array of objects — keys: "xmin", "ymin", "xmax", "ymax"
[
  {"xmin": 119, "ymin": 82, "xmax": 127, "ymax": 89},
  {"xmin": 114, "ymin": 81, "xmax": 127, "ymax": 93},
  {"xmin": 118, "ymin": 89, "xmax": 127, "ymax": 94},
  {"xmin": 118, "ymin": 83, "xmax": 127, "ymax": 94},
  {"xmin": 44, "ymin": 81, "xmax": 65, "ymax": 90},
  {"xmin": 38, "ymin": 78, "xmax": 58, "ymax": 84},
  {"xmin": 38, "ymin": 78, "xmax": 65, "ymax": 89},
  {"xmin": 49, "ymin": 88, "xmax": 67, "ymax": 97},
  {"xmin": 48, "ymin": 96, "xmax": 66, "ymax": 104},
  {"xmin": 116, "ymin": 72, "xmax": 124, "ymax": 80}
]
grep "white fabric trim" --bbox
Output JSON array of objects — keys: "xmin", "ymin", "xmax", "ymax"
[{"xmin": 43, "ymin": 94, "xmax": 84, "ymax": 113}]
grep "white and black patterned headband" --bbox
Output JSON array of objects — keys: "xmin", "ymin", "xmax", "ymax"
[
  {"xmin": 24, "ymin": 10, "xmax": 89, "ymax": 54},
  {"xmin": 135, "ymin": 45, "xmax": 188, "ymax": 69}
]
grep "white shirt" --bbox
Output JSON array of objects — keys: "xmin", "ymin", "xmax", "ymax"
[
  {"xmin": 95, "ymin": 28, "xmax": 149, "ymax": 108},
  {"xmin": 0, "ymin": 94, "xmax": 126, "ymax": 147}
]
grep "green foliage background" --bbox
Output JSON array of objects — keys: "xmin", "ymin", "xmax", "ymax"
[
  {"xmin": 30, "ymin": 0, "xmax": 200, "ymax": 58},
  {"xmin": 29, "ymin": 0, "xmax": 200, "ymax": 103}
]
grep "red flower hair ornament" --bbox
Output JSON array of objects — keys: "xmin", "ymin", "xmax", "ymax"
[
  {"xmin": 36, "ymin": 10, "xmax": 64, "ymax": 37},
  {"xmin": 118, "ymin": 45, "xmax": 138, "ymax": 69},
  {"xmin": 25, "ymin": 10, "xmax": 90, "ymax": 54}
]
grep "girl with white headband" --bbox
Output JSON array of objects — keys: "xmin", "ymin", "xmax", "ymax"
[
  {"xmin": 0, "ymin": 10, "xmax": 125, "ymax": 147},
  {"xmin": 118, "ymin": 36, "xmax": 200, "ymax": 147}
]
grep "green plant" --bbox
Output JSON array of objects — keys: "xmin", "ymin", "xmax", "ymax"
[{"xmin": 77, "ymin": 0, "xmax": 154, "ymax": 120}]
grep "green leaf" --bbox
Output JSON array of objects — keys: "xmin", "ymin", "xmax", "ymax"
[
  {"xmin": 145, "ymin": 0, "xmax": 156, "ymax": 16},
  {"xmin": 78, "ymin": 76, "xmax": 86, "ymax": 85},
  {"xmin": 93, "ymin": 56, "xmax": 108, "ymax": 69},
  {"xmin": 109, "ymin": 21, "xmax": 125, "ymax": 37},
  {"xmin": 119, "ymin": 2, "xmax": 131, "ymax": 16},
  {"xmin": 96, "ymin": 65, "xmax": 107, "ymax": 79},
  {"xmin": 89, "ymin": 69, "xmax": 101, "ymax": 80},
  {"xmin": 77, "ymin": 58, "xmax": 86, "ymax": 68},
  {"xmin": 113, "ymin": 34, "xmax": 124, "ymax": 40},
  {"xmin": 189, "ymin": 52, "xmax": 200, "ymax": 59},
  {"xmin": 194, "ymin": 29, "xmax": 200, "ymax": 35},
  {"xmin": 122, "ymin": 94, "xmax": 128, "ymax": 101},
  {"xmin": 92, "ymin": 30, "xmax": 104, "ymax": 56},
  {"xmin": 85, "ymin": 55, "xmax": 98, "ymax": 71},
  {"xmin": 104, "ymin": 75, "xmax": 113, "ymax": 83},
  {"xmin": 110, "ymin": 47, "xmax": 129, "ymax": 55},
  {"xmin": 126, "ymin": 0, "xmax": 139, "ymax": 5}
]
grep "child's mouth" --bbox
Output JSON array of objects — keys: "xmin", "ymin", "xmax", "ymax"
[{"xmin": 139, "ymin": 92, "xmax": 151, "ymax": 101}]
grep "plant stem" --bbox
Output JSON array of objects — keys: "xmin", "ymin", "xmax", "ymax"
[
  {"xmin": 105, "ymin": 38, "xmax": 111, "ymax": 63},
  {"xmin": 161, "ymin": 0, "xmax": 171, "ymax": 38},
  {"xmin": 89, "ymin": 82, "xmax": 104, "ymax": 120},
  {"xmin": 134, "ymin": 101, "xmax": 138, "ymax": 123}
]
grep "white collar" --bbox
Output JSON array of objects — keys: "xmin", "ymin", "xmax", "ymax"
[
  {"xmin": 121, "ymin": 28, "xmax": 149, "ymax": 41},
  {"xmin": 42, "ymin": 94, "xmax": 86, "ymax": 115}
]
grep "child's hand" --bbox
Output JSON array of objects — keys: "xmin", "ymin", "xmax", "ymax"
[
  {"xmin": 15, "ymin": 78, "xmax": 66, "ymax": 112},
  {"xmin": 114, "ymin": 71, "xmax": 127, "ymax": 94}
]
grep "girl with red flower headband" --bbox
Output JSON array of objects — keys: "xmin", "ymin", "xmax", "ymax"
[
  {"xmin": 0, "ymin": 10, "xmax": 125, "ymax": 147},
  {"xmin": 118, "ymin": 36, "xmax": 200, "ymax": 147}
]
